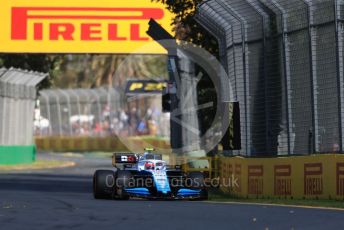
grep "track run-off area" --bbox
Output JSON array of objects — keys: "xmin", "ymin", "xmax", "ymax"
[{"xmin": 0, "ymin": 153, "xmax": 343, "ymax": 230}]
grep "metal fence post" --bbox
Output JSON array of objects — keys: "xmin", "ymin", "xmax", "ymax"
[
  {"xmin": 262, "ymin": 0, "xmax": 292, "ymax": 155},
  {"xmin": 301, "ymin": 0, "xmax": 317, "ymax": 154},
  {"xmin": 335, "ymin": 0, "xmax": 344, "ymax": 153},
  {"xmin": 59, "ymin": 89, "xmax": 73, "ymax": 136}
]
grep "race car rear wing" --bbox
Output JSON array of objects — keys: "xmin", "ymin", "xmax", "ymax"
[{"xmin": 112, "ymin": 153, "xmax": 138, "ymax": 169}]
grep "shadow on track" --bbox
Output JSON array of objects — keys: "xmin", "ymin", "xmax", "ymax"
[{"xmin": 0, "ymin": 174, "xmax": 91, "ymax": 194}]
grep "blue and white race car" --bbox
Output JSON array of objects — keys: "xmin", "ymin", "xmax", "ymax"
[{"xmin": 93, "ymin": 148, "xmax": 208, "ymax": 200}]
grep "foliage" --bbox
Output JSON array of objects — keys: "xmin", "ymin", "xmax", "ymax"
[
  {"xmin": 0, "ymin": 53, "xmax": 168, "ymax": 89},
  {"xmin": 153, "ymin": 0, "xmax": 218, "ymax": 55},
  {"xmin": 54, "ymin": 54, "xmax": 168, "ymax": 89},
  {"xmin": 0, "ymin": 54, "xmax": 63, "ymax": 89}
]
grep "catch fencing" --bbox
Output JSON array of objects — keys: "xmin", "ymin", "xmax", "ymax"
[
  {"xmin": 37, "ymin": 87, "xmax": 170, "ymax": 138},
  {"xmin": 0, "ymin": 68, "xmax": 47, "ymax": 146},
  {"xmin": 196, "ymin": 0, "xmax": 344, "ymax": 156}
]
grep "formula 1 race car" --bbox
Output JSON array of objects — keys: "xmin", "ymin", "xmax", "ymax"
[{"xmin": 93, "ymin": 148, "xmax": 208, "ymax": 200}]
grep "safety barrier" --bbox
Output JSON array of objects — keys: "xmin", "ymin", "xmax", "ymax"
[
  {"xmin": 169, "ymin": 154, "xmax": 344, "ymax": 200},
  {"xmin": 35, "ymin": 137, "xmax": 344, "ymax": 200},
  {"xmin": 35, "ymin": 136, "xmax": 170, "ymax": 152},
  {"xmin": 0, "ymin": 145, "xmax": 36, "ymax": 165},
  {"xmin": 0, "ymin": 68, "xmax": 47, "ymax": 165},
  {"xmin": 169, "ymin": 156, "xmax": 214, "ymax": 178},
  {"xmin": 217, "ymin": 154, "xmax": 344, "ymax": 200}
]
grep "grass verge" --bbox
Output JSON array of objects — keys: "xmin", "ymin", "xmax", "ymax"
[
  {"xmin": 0, "ymin": 160, "xmax": 75, "ymax": 171},
  {"xmin": 208, "ymin": 189, "xmax": 344, "ymax": 209}
]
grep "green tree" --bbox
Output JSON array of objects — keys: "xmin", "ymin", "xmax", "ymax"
[
  {"xmin": 0, "ymin": 53, "xmax": 167, "ymax": 89},
  {"xmin": 0, "ymin": 54, "xmax": 63, "ymax": 89},
  {"xmin": 54, "ymin": 54, "xmax": 167, "ymax": 89},
  {"xmin": 153, "ymin": 0, "xmax": 218, "ymax": 54}
]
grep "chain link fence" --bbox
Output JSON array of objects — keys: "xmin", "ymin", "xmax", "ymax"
[
  {"xmin": 37, "ymin": 87, "xmax": 170, "ymax": 138},
  {"xmin": 196, "ymin": 0, "xmax": 344, "ymax": 156}
]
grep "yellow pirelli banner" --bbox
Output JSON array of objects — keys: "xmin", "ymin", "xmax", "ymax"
[
  {"xmin": 219, "ymin": 154, "xmax": 344, "ymax": 200},
  {"xmin": 1, "ymin": 0, "xmax": 174, "ymax": 53}
]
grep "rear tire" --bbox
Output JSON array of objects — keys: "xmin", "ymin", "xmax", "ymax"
[
  {"xmin": 187, "ymin": 172, "xmax": 208, "ymax": 200},
  {"xmin": 187, "ymin": 172, "xmax": 205, "ymax": 189},
  {"xmin": 115, "ymin": 170, "xmax": 133, "ymax": 200},
  {"xmin": 93, "ymin": 170, "xmax": 115, "ymax": 199},
  {"xmin": 199, "ymin": 189, "xmax": 209, "ymax": 200}
]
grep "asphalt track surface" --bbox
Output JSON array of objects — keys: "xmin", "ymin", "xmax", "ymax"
[{"xmin": 0, "ymin": 153, "xmax": 344, "ymax": 230}]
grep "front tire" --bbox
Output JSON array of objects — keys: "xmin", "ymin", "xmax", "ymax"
[{"xmin": 93, "ymin": 170, "xmax": 115, "ymax": 199}]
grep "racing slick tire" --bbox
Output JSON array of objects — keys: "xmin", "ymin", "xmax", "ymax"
[
  {"xmin": 114, "ymin": 170, "xmax": 133, "ymax": 200},
  {"xmin": 187, "ymin": 172, "xmax": 206, "ymax": 189},
  {"xmin": 93, "ymin": 170, "xmax": 115, "ymax": 199},
  {"xmin": 187, "ymin": 172, "xmax": 208, "ymax": 200},
  {"xmin": 199, "ymin": 188, "xmax": 209, "ymax": 200}
]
